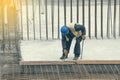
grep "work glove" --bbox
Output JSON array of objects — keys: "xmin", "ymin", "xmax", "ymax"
[
  {"xmin": 63, "ymin": 49, "xmax": 68, "ymax": 55},
  {"xmin": 82, "ymin": 35, "xmax": 86, "ymax": 40}
]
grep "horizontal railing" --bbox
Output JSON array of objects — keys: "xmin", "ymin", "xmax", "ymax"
[{"xmin": 19, "ymin": 0, "xmax": 120, "ymax": 40}]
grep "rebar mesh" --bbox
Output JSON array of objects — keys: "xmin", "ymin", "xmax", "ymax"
[{"xmin": 2, "ymin": 63, "xmax": 120, "ymax": 80}]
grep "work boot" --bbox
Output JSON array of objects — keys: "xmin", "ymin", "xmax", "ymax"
[
  {"xmin": 73, "ymin": 55, "xmax": 79, "ymax": 60},
  {"xmin": 60, "ymin": 54, "xmax": 68, "ymax": 59}
]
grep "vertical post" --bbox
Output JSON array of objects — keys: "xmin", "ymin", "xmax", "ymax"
[
  {"xmin": 95, "ymin": 0, "xmax": 97, "ymax": 39},
  {"xmin": 119, "ymin": 0, "xmax": 120, "ymax": 37},
  {"xmin": 51, "ymin": 0, "xmax": 54, "ymax": 39},
  {"xmin": 107, "ymin": 0, "xmax": 111, "ymax": 39},
  {"xmin": 13, "ymin": 0, "xmax": 17, "ymax": 50},
  {"xmin": 32, "ymin": 0, "xmax": 35, "ymax": 40},
  {"xmin": 101, "ymin": 0, "xmax": 103, "ymax": 39},
  {"xmin": 64, "ymin": 0, "xmax": 66, "ymax": 25},
  {"xmin": 77, "ymin": 0, "xmax": 79, "ymax": 23},
  {"xmin": 41, "ymin": 0, "xmax": 45, "ymax": 14},
  {"xmin": 39, "ymin": 0, "xmax": 41, "ymax": 39},
  {"xmin": 26, "ymin": 0, "xmax": 29, "ymax": 40},
  {"xmin": 45, "ymin": 0, "xmax": 48, "ymax": 40},
  {"xmin": 16, "ymin": 0, "xmax": 21, "ymax": 41},
  {"xmin": 58, "ymin": 0, "xmax": 60, "ymax": 39},
  {"xmin": 1, "ymin": 1, "xmax": 5, "ymax": 52},
  {"xmin": 113, "ymin": 0, "xmax": 116, "ymax": 39},
  {"xmin": 20, "ymin": 0, "xmax": 23, "ymax": 40},
  {"xmin": 70, "ymin": 0, "xmax": 72, "ymax": 23},
  {"xmin": 82, "ymin": 0, "xmax": 85, "ymax": 25},
  {"xmin": 7, "ymin": 5, "xmax": 11, "ymax": 49},
  {"xmin": 88, "ymin": 0, "xmax": 91, "ymax": 39}
]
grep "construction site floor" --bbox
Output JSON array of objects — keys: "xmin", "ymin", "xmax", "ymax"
[{"xmin": 21, "ymin": 38, "xmax": 120, "ymax": 61}]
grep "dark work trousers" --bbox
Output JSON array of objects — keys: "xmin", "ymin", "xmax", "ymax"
[{"xmin": 62, "ymin": 34, "xmax": 82, "ymax": 57}]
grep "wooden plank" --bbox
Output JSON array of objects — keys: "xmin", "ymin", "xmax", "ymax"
[{"xmin": 19, "ymin": 60, "xmax": 120, "ymax": 65}]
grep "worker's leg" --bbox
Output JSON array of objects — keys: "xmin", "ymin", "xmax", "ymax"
[
  {"xmin": 73, "ymin": 37, "xmax": 82, "ymax": 60},
  {"xmin": 60, "ymin": 36, "xmax": 73, "ymax": 59}
]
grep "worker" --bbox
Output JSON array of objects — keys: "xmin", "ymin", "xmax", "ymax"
[{"xmin": 60, "ymin": 23, "xmax": 86, "ymax": 60}]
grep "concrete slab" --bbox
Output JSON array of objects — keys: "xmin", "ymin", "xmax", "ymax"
[{"xmin": 21, "ymin": 38, "xmax": 120, "ymax": 61}]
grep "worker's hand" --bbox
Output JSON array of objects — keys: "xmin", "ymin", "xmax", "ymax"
[
  {"xmin": 63, "ymin": 49, "xmax": 68, "ymax": 55},
  {"xmin": 82, "ymin": 35, "xmax": 86, "ymax": 40}
]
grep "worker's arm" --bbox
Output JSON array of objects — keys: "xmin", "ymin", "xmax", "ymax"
[{"xmin": 61, "ymin": 35, "xmax": 68, "ymax": 54}]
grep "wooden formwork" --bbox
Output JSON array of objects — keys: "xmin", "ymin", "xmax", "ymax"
[{"xmin": 20, "ymin": 60, "xmax": 120, "ymax": 65}]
